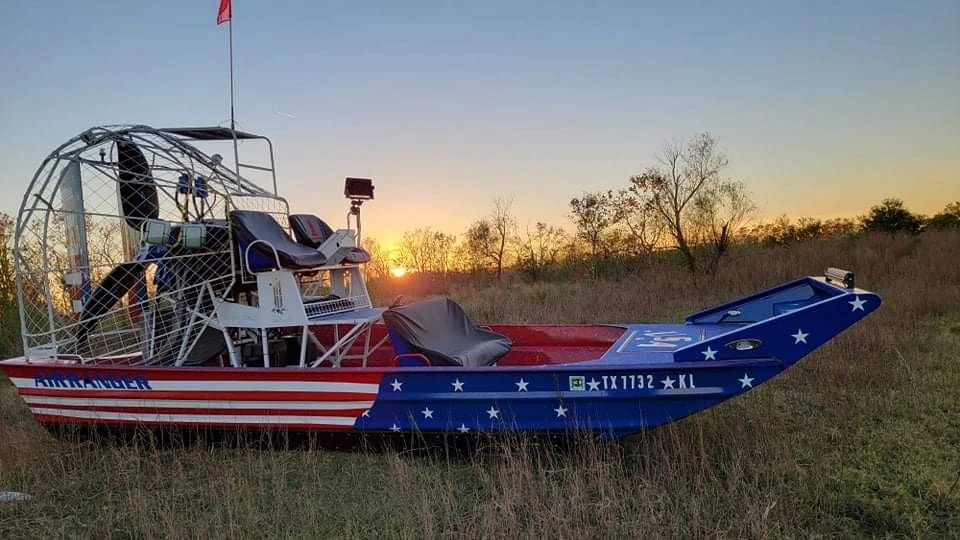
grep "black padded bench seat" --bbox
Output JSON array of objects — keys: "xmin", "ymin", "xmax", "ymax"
[
  {"xmin": 383, "ymin": 297, "xmax": 512, "ymax": 367},
  {"xmin": 230, "ymin": 210, "xmax": 328, "ymax": 271}
]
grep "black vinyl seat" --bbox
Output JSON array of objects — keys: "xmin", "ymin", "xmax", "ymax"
[
  {"xmin": 289, "ymin": 214, "xmax": 334, "ymax": 248},
  {"xmin": 230, "ymin": 210, "xmax": 328, "ymax": 271},
  {"xmin": 288, "ymin": 213, "xmax": 372, "ymax": 264},
  {"xmin": 383, "ymin": 297, "xmax": 512, "ymax": 367}
]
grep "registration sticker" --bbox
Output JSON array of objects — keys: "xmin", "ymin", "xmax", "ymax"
[{"xmin": 568, "ymin": 375, "xmax": 586, "ymax": 391}]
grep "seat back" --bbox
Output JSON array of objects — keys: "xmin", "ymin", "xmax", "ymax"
[
  {"xmin": 290, "ymin": 213, "xmax": 373, "ymax": 265},
  {"xmin": 230, "ymin": 210, "xmax": 328, "ymax": 271},
  {"xmin": 383, "ymin": 296, "xmax": 511, "ymax": 367},
  {"xmin": 289, "ymin": 214, "xmax": 334, "ymax": 248}
]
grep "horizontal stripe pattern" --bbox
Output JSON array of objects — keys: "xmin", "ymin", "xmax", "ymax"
[
  {"xmin": 0, "ymin": 363, "xmax": 384, "ymax": 383},
  {"xmin": 12, "ymin": 371, "xmax": 383, "ymax": 429},
  {"xmin": 22, "ymin": 395, "xmax": 374, "ymax": 410},
  {"xmin": 33, "ymin": 406, "xmax": 367, "ymax": 417},
  {"xmin": 30, "ymin": 408, "xmax": 359, "ymax": 426},
  {"xmin": 17, "ymin": 389, "xmax": 378, "ymax": 401},
  {"xmin": 9, "ymin": 377, "xmax": 379, "ymax": 394}
]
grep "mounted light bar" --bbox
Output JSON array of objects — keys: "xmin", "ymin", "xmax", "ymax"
[
  {"xmin": 825, "ymin": 267, "xmax": 855, "ymax": 289},
  {"xmin": 344, "ymin": 177, "xmax": 374, "ymax": 200}
]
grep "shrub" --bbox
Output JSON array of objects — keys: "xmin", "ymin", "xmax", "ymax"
[{"xmin": 861, "ymin": 198, "xmax": 923, "ymax": 234}]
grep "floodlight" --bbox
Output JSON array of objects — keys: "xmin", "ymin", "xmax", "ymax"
[
  {"xmin": 344, "ymin": 177, "xmax": 374, "ymax": 200},
  {"xmin": 825, "ymin": 267, "xmax": 855, "ymax": 289}
]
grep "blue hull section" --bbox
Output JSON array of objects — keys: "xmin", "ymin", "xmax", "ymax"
[
  {"xmin": 355, "ymin": 276, "xmax": 880, "ymax": 439},
  {"xmin": 355, "ymin": 360, "xmax": 784, "ymax": 438}
]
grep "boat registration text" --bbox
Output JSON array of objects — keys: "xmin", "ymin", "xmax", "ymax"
[{"xmin": 568, "ymin": 373, "xmax": 696, "ymax": 391}]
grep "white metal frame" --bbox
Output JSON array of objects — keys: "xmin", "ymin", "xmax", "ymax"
[
  {"xmin": 215, "ymin": 231, "xmax": 384, "ymax": 368},
  {"xmin": 13, "ymin": 125, "xmax": 389, "ymax": 370}
]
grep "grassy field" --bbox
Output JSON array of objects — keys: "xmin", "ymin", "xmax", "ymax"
[{"xmin": 1, "ymin": 231, "xmax": 958, "ymax": 538}]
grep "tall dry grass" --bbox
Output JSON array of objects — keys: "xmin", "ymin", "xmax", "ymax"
[{"xmin": 1, "ymin": 231, "xmax": 958, "ymax": 538}]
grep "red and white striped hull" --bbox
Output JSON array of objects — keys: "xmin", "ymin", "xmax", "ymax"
[{"xmin": 1, "ymin": 360, "xmax": 384, "ymax": 431}]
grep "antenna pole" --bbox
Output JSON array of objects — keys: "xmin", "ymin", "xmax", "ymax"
[{"xmin": 228, "ymin": 15, "xmax": 239, "ymax": 176}]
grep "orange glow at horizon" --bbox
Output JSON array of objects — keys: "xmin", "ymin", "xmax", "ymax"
[{"xmin": 389, "ymin": 266, "xmax": 408, "ymax": 278}]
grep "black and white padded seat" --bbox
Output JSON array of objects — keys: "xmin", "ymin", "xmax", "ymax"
[
  {"xmin": 288, "ymin": 214, "xmax": 334, "ymax": 247},
  {"xmin": 288, "ymin": 214, "xmax": 371, "ymax": 264},
  {"xmin": 230, "ymin": 210, "xmax": 328, "ymax": 272}
]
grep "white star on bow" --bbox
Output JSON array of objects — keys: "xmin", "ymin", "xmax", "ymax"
[
  {"xmin": 660, "ymin": 376, "xmax": 676, "ymax": 389},
  {"xmin": 390, "ymin": 379, "xmax": 403, "ymax": 392},
  {"xmin": 849, "ymin": 296, "xmax": 866, "ymax": 312},
  {"xmin": 554, "ymin": 404, "xmax": 568, "ymax": 417},
  {"xmin": 738, "ymin": 373, "xmax": 754, "ymax": 388},
  {"xmin": 702, "ymin": 346, "xmax": 717, "ymax": 360},
  {"xmin": 457, "ymin": 423, "xmax": 470, "ymax": 433},
  {"xmin": 791, "ymin": 329, "xmax": 809, "ymax": 344},
  {"xmin": 486, "ymin": 406, "xmax": 500, "ymax": 419},
  {"xmin": 421, "ymin": 407, "xmax": 434, "ymax": 419},
  {"xmin": 390, "ymin": 423, "xmax": 401, "ymax": 432},
  {"xmin": 361, "ymin": 409, "xmax": 370, "ymax": 418},
  {"xmin": 515, "ymin": 378, "xmax": 529, "ymax": 392},
  {"xmin": 587, "ymin": 378, "xmax": 601, "ymax": 391},
  {"xmin": 451, "ymin": 379, "xmax": 464, "ymax": 391}
]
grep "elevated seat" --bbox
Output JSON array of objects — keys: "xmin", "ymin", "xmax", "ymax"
[
  {"xmin": 383, "ymin": 297, "xmax": 512, "ymax": 367},
  {"xmin": 289, "ymin": 214, "xmax": 334, "ymax": 247},
  {"xmin": 289, "ymin": 213, "xmax": 372, "ymax": 264},
  {"xmin": 230, "ymin": 210, "xmax": 327, "ymax": 271}
]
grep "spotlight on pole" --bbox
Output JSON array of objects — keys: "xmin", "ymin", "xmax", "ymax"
[{"xmin": 344, "ymin": 177, "xmax": 374, "ymax": 248}]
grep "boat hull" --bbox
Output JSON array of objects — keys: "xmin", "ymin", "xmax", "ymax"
[
  {"xmin": 0, "ymin": 275, "xmax": 880, "ymax": 440},
  {"xmin": 0, "ymin": 358, "xmax": 783, "ymax": 439}
]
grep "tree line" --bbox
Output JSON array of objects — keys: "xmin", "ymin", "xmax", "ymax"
[{"xmin": 367, "ymin": 133, "xmax": 959, "ymax": 282}]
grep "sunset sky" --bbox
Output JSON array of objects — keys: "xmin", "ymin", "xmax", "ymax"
[{"xmin": 0, "ymin": 1, "xmax": 957, "ymax": 247}]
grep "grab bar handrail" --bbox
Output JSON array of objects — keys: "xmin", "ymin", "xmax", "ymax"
[{"xmin": 243, "ymin": 239, "xmax": 282, "ymax": 273}]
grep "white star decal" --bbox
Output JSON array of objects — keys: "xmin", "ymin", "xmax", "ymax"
[
  {"xmin": 486, "ymin": 406, "xmax": 500, "ymax": 419},
  {"xmin": 849, "ymin": 296, "xmax": 866, "ymax": 312},
  {"xmin": 390, "ymin": 379, "xmax": 403, "ymax": 392},
  {"xmin": 554, "ymin": 404, "xmax": 568, "ymax": 417},
  {"xmin": 738, "ymin": 373, "xmax": 754, "ymax": 388},
  {"xmin": 361, "ymin": 409, "xmax": 370, "ymax": 418},
  {"xmin": 660, "ymin": 376, "xmax": 676, "ymax": 389},
  {"xmin": 390, "ymin": 423, "xmax": 401, "ymax": 432},
  {"xmin": 451, "ymin": 378, "xmax": 464, "ymax": 391},
  {"xmin": 587, "ymin": 378, "xmax": 601, "ymax": 391},
  {"xmin": 421, "ymin": 407, "xmax": 434, "ymax": 419},
  {"xmin": 791, "ymin": 329, "xmax": 809, "ymax": 344},
  {"xmin": 457, "ymin": 423, "xmax": 470, "ymax": 433},
  {"xmin": 702, "ymin": 346, "xmax": 717, "ymax": 360},
  {"xmin": 515, "ymin": 378, "xmax": 529, "ymax": 392}
]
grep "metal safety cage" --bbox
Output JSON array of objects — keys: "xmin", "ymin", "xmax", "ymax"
[{"xmin": 13, "ymin": 125, "xmax": 279, "ymax": 366}]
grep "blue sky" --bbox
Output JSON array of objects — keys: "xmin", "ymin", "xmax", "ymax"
[{"xmin": 1, "ymin": 1, "xmax": 957, "ymax": 245}]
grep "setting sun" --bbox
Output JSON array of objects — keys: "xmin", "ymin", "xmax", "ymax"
[{"xmin": 389, "ymin": 266, "xmax": 408, "ymax": 278}]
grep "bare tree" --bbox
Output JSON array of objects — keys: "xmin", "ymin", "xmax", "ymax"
[
  {"xmin": 464, "ymin": 198, "xmax": 515, "ymax": 279},
  {"xmin": 361, "ymin": 237, "xmax": 393, "ymax": 280},
  {"xmin": 464, "ymin": 220, "xmax": 494, "ymax": 272},
  {"xmin": 613, "ymin": 188, "xmax": 662, "ymax": 254},
  {"xmin": 396, "ymin": 229, "xmax": 431, "ymax": 274},
  {"xmin": 569, "ymin": 190, "xmax": 618, "ymax": 277},
  {"xmin": 514, "ymin": 222, "xmax": 567, "ymax": 280},
  {"xmin": 689, "ymin": 179, "xmax": 756, "ymax": 273},
  {"xmin": 396, "ymin": 228, "xmax": 458, "ymax": 275},
  {"xmin": 628, "ymin": 133, "xmax": 753, "ymax": 273}
]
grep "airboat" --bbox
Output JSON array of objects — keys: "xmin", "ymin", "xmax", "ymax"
[{"xmin": 0, "ymin": 125, "xmax": 880, "ymax": 440}]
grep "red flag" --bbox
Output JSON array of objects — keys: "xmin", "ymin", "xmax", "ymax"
[{"xmin": 217, "ymin": 0, "xmax": 232, "ymax": 25}]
